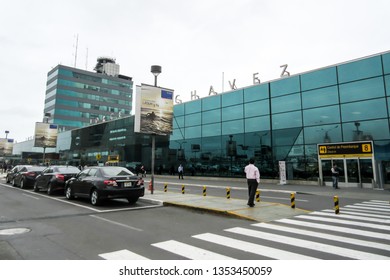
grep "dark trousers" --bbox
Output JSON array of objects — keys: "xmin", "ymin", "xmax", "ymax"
[
  {"xmin": 178, "ymin": 171, "xmax": 183, "ymax": 179},
  {"xmin": 247, "ymin": 179, "xmax": 258, "ymax": 205}
]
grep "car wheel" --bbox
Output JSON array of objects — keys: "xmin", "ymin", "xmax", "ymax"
[
  {"xmin": 90, "ymin": 189, "xmax": 101, "ymax": 206},
  {"xmin": 65, "ymin": 185, "xmax": 74, "ymax": 200},
  {"xmin": 20, "ymin": 178, "xmax": 25, "ymax": 189},
  {"xmin": 127, "ymin": 197, "xmax": 139, "ymax": 204},
  {"xmin": 47, "ymin": 184, "xmax": 53, "ymax": 195},
  {"xmin": 33, "ymin": 182, "xmax": 39, "ymax": 192},
  {"xmin": 11, "ymin": 178, "xmax": 16, "ymax": 186}
]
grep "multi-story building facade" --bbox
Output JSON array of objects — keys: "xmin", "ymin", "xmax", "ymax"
[
  {"xmin": 12, "ymin": 50, "xmax": 390, "ymax": 188},
  {"xmin": 44, "ymin": 57, "xmax": 133, "ymax": 132}
]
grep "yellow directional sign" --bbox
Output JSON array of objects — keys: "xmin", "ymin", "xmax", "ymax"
[
  {"xmin": 96, "ymin": 153, "xmax": 101, "ymax": 160},
  {"xmin": 318, "ymin": 141, "xmax": 373, "ymax": 158}
]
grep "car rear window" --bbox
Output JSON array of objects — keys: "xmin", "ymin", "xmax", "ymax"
[
  {"xmin": 101, "ymin": 167, "xmax": 134, "ymax": 177},
  {"xmin": 56, "ymin": 166, "xmax": 80, "ymax": 173}
]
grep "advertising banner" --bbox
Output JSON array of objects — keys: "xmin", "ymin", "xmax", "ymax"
[
  {"xmin": 34, "ymin": 122, "xmax": 58, "ymax": 148},
  {"xmin": 134, "ymin": 84, "xmax": 174, "ymax": 135},
  {"xmin": 279, "ymin": 161, "xmax": 287, "ymax": 185},
  {"xmin": 0, "ymin": 138, "xmax": 14, "ymax": 155}
]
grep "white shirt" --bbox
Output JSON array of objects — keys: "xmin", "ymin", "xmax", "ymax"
[{"xmin": 244, "ymin": 164, "xmax": 260, "ymax": 183}]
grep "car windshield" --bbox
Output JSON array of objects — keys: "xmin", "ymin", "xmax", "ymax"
[
  {"xmin": 101, "ymin": 167, "xmax": 134, "ymax": 177},
  {"xmin": 56, "ymin": 166, "xmax": 80, "ymax": 173}
]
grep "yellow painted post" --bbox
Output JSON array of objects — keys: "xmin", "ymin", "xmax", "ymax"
[
  {"xmin": 182, "ymin": 184, "xmax": 185, "ymax": 194},
  {"xmin": 290, "ymin": 193, "xmax": 296, "ymax": 209},
  {"xmin": 164, "ymin": 183, "xmax": 167, "ymax": 192},
  {"xmin": 334, "ymin": 195, "xmax": 340, "ymax": 214},
  {"xmin": 256, "ymin": 190, "xmax": 260, "ymax": 202},
  {"xmin": 203, "ymin": 186, "xmax": 207, "ymax": 196},
  {"xmin": 226, "ymin": 187, "xmax": 231, "ymax": 199}
]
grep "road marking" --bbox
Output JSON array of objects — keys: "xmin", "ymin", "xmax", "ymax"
[
  {"xmin": 226, "ymin": 227, "xmax": 389, "ymax": 260},
  {"xmin": 345, "ymin": 205, "xmax": 390, "ymax": 212},
  {"xmin": 322, "ymin": 209, "xmax": 390, "ymax": 219},
  {"xmin": 152, "ymin": 240, "xmax": 235, "ymax": 260},
  {"xmin": 22, "ymin": 193, "xmax": 39, "ymax": 200},
  {"xmin": 90, "ymin": 215, "xmax": 143, "ymax": 232},
  {"xmin": 309, "ymin": 211, "xmax": 390, "ymax": 224},
  {"xmin": 193, "ymin": 233, "xmax": 319, "ymax": 260},
  {"xmin": 251, "ymin": 222, "xmax": 390, "ymax": 252},
  {"xmin": 99, "ymin": 249, "xmax": 149, "ymax": 260},
  {"xmin": 277, "ymin": 218, "xmax": 390, "ymax": 240}
]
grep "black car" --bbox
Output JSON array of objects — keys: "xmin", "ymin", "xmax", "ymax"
[
  {"xmin": 6, "ymin": 165, "xmax": 31, "ymax": 184},
  {"xmin": 13, "ymin": 166, "xmax": 46, "ymax": 188},
  {"xmin": 34, "ymin": 165, "xmax": 81, "ymax": 195},
  {"xmin": 65, "ymin": 166, "xmax": 144, "ymax": 206}
]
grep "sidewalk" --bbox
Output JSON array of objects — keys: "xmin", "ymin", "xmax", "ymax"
[{"xmin": 141, "ymin": 175, "xmax": 390, "ymax": 222}]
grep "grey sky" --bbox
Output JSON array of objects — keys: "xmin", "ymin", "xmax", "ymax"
[{"xmin": 1, "ymin": 0, "xmax": 389, "ymax": 142}]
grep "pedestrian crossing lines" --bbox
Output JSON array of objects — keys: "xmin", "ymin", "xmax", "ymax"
[{"xmin": 99, "ymin": 200, "xmax": 390, "ymax": 260}]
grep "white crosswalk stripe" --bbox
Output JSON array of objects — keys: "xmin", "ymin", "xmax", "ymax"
[{"xmin": 99, "ymin": 200, "xmax": 390, "ymax": 260}]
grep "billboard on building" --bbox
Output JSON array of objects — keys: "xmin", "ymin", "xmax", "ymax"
[
  {"xmin": 34, "ymin": 122, "xmax": 58, "ymax": 148},
  {"xmin": 134, "ymin": 84, "xmax": 174, "ymax": 135},
  {"xmin": 0, "ymin": 138, "xmax": 14, "ymax": 155}
]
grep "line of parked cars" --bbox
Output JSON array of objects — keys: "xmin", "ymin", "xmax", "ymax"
[{"xmin": 4, "ymin": 165, "xmax": 145, "ymax": 206}]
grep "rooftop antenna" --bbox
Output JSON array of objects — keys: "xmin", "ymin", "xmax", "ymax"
[
  {"xmin": 85, "ymin": 47, "xmax": 88, "ymax": 70},
  {"xmin": 73, "ymin": 34, "xmax": 79, "ymax": 67}
]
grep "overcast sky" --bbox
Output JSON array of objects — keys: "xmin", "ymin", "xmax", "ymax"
[{"xmin": 1, "ymin": 0, "xmax": 390, "ymax": 143}]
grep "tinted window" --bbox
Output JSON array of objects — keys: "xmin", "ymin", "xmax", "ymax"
[
  {"xmin": 271, "ymin": 93, "xmax": 301, "ymax": 113},
  {"xmin": 202, "ymin": 123, "xmax": 221, "ymax": 137},
  {"xmin": 222, "ymin": 105, "xmax": 243, "ymax": 121},
  {"xmin": 202, "ymin": 109, "xmax": 221, "ymax": 124},
  {"xmin": 243, "ymin": 84, "xmax": 269, "ymax": 102},
  {"xmin": 272, "ymin": 111, "xmax": 302, "ymax": 129},
  {"xmin": 341, "ymin": 98, "xmax": 387, "ymax": 122},
  {"xmin": 339, "ymin": 77, "xmax": 385, "ymax": 103},
  {"xmin": 202, "ymin": 95, "xmax": 221, "ymax": 111},
  {"xmin": 244, "ymin": 100, "xmax": 269, "ymax": 117},
  {"xmin": 301, "ymin": 67, "xmax": 337, "ymax": 91},
  {"xmin": 338, "ymin": 56, "xmax": 382, "ymax": 83},
  {"xmin": 270, "ymin": 76, "xmax": 300, "ymax": 97},
  {"xmin": 102, "ymin": 167, "xmax": 133, "ymax": 176},
  {"xmin": 302, "ymin": 86, "xmax": 339, "ymax": 109},
  {"xmin": 303, "ymin": 105, "xmax": 340, "ymax": 126},
  {"xmin": 222, "ymin": 89, "xmax": 243, "ymax": 107}
]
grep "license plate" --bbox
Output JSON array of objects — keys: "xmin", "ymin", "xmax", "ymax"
[{"xmin": 124, "ymin": 182, "xmax": 132, "ymax": 187}]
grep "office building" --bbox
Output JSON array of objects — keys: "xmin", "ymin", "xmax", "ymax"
[{"xmin": 44, "ymin": 57, "xmax": 133, "ymax": 132}]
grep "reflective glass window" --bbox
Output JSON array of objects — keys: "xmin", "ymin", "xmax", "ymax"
[
  {"xmin": 385, "ymin": 75, "xmax": 390, "ymax": 96},
  {"xmin": 272, "ymin": 128, "xmax": 302, "ymax": 146},
  {"xmin": 185, "ymin": 113, "xmax": 201, "ymax": 126},
  {"xmin": 202, "ymin": 109, "xmax": 221, "ymax": 124},
  {"xmin": 245, "ymin": 116, "xmax": 270, "ymax": 133},
  {"xmin": 300, "ymin": 67, "xmax": 337, "ymax": 91},
  {"xmin": 342, "ymin": 119, "xmax": 390, "ymax": 141},
  {"xmin": 271, "ymin": 93, "xmax": 301, "ymax": 114},
  {"xmin": 56, "ymin": 99, "xmax": 78, "ymax": 107},
  {"xmin": 304, "ymin": 124, "xmax": 342, "ymax": 144},
  {"xmin": 270, "ymin": 76, "xmax": 300, "ymax": 97},
  {"xmin": 185, "ymin": 126, "xmax": 201, "ymax": 139},
  {"xmin": 222, "ymin": 105, "xmax": 243, "ymax": 121},
  {"xmin": 341, "ymin": 98, "xmax": 387, "ymax": 122},
  {"xmin": 47, "ymin": 69, "xmax": 59, "ymax": 81},
  {"xmin": 185, "ymin": 99, "xmax": 201, "ymax": 114},
  {"xmin": 244, "ymin": 100, "xmax": 269, "ymax": 117},
  {"xmin": 302, "ymin": 86, "xmax": 339, "ymax": 109},
  {"xmin": 244, "ymin": 84, "xmax": 269, "ymax": 102},
  {"xmin": 382, "ymin": 53, "xmax": 390, "ymax": 75},
  {"xmin": 338, "ymin": 56, "xmax": 382, "ymax": 83},
  {"xmin": 173, "ymin": 116, "xmax": 184, "ymax": 129},
  {"xmin": 202, "ymin": 123, "xmax": 221, "ymax": 137},
  {"xmin": 222, "ymin": 119, "xmax": 244, "ymax": 135},
  {"xmin": 202, "ymin": 95, "xmax": 221, "ymax": 111},
  {"xmin": 174, "ymin": 103, "xmax": 185, "ymax": 116},
  {"xmin": 303, "ymin": 105, "xmax": 340, "ymax": 126},
  {"xmin": 339, "ymin": 77, "xmax": 385, "ymax": 103},
  {"xmin": 222, "ymin": 89, "xmax": 243, "ymax": 107},
  {"xmin": 272, "ymin": 111, "xmax": 302, "ymax": 129}
]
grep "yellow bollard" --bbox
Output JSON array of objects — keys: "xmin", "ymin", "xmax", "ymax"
[
  {"xmin": 226, "ymin": 187, "xmax": 231, "ymax": 199},
  {"xmin": 182, "ymin": 185, "xmax": 185, "ymax": 194},
  {"xmin": 164, "ymin": 183, "xmax": 167, "ymax": 192},
  {"xmin": 203, "ymin": 186, "xmax": 207, "ymax": 196},
  {"xmin": 334, "ymin": 195, "xmax": 340, "ymax": 214},
  {"xmin": 256, "ymin": 190, "xmax": 260, "ymax": 202},
  {"xmin": 290, "ymin": 192, "xmax": 296, "ymax": 209}
]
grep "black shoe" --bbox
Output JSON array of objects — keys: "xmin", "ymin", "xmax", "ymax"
[{"xmin": 247, "ymin": 203, "xmax": 255, "ymax": 207}]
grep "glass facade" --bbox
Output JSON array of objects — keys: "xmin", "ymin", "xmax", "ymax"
[
  {"xmin": 45, "ymin": 65, "xmax": 133, "ymax": 131},
  {"xmin": 15, "ymin": 51, "xmax": 390, "ymax": 185}
]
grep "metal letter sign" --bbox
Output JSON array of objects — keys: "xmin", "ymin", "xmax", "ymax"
[{"xmin": 318, "ymin": 141, "xmax": 373, "ymax": 158}]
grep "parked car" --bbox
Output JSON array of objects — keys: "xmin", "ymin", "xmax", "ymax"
[
  {"xmin": 13, "ymin": 165, "xmax": 46, "ymax": 188},
  {"xmin": 6, "ymin": 165, "xmax": 31, "ymax": 184},
  {"xmin": 34, "ymin": 165, "xmax": 81, "ymax": 195},
  {"xmin": 65, "ymin": 166, "xmax": 144, "ymax": 206}
]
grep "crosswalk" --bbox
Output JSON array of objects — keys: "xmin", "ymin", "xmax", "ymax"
[{"xmin": 99, "ymin": 200, "xmax": 390, "ymax": 260}]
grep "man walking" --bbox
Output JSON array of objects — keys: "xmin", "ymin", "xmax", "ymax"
[
  {"xmin": 244, "ymin": 158, "xmax": 260, "ymax": 207},
  {"xmin": 178, "ymin": 164, "xmax": 184, "ymax": 179}
]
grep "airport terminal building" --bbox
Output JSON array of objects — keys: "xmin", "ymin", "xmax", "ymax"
[{"xmin": 13, "ymin": 51, "xmax": 390, "ymax": 188}]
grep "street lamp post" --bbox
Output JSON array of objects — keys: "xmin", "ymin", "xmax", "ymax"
[{"xmin": 149, "ymin": 65, "xmax": 162, "ymax": 194}]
